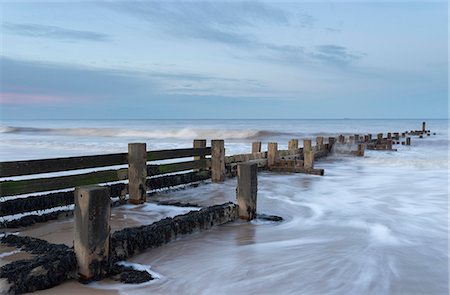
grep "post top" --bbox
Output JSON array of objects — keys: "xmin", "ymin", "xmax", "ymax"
[{"xmin": 75, "ymin": 185, "xmax": 110, "ymax": 194}]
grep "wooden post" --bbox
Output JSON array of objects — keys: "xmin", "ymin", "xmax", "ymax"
[
  {"xmin": 387, "ymin": 133, "xmax": 392, "ymax": 139},
  {"xmin": 377, "ymin": 133, "xmax": 383, "ymax": 143},
  {"xmin": 338, "ymin": 135, "xmax": 345, "ymax": 143},
  {"xmin": 236, "ymin": 163, "xmax": 257, "ymax": 221},
  {"xmin": 316, "ymin": 136, "xmax": 324, "ymax": 146},
  {"xmin": 422, "ymin": 121, "xmax": 426, "ymax": 132},
  {"xmin": 74, "ymin": 185, "xmax": 111, "ymax": 281},
  {"xmin": 303, "ymin": 139, "xmax": 314, "ymax": 169},
  {"xmin": 211, "ymin": 140, "xmax": 225, "ymax": 182},
  {"xmin": 406, "ymin": 137, "xmax": 411, "ymax": 145},
  {"xmin": 267, "ymin": 142, "xmax": 278, "ymax": 167},
  {"xmin": 288, "ymin": 139, "xmax": 298, "ymax": 151},
  {"xmin": 357, "ymin": 144, "xmax": 365, "ymax": 157},
  {"xmin": 328, "ymin": 137, "xmax": 335, "ymax": 152},
  {"xmin": 364, "ymin": 135, "xmax": 369, "ymax": 143},
  {"xmin": 303, "ymin": 139, "xmax": 312, "ymax": 151},
  {"xmin": 387, "ymin": 139, "xmax": 393, "ymax": 150},
  {"xmin": 354, "ymin": 134, "xmax": 360, "ymax": 143},
  {"xmin": 128, "ymin": 143, "xmax": 147, "ymax": 204},
  {"xmin": 252, "ymin": 141, "xmax": 261, "ymax": 153},
  {"xmin": 193, "ymin": 139, "xmax": 206, "ymax": 172}
]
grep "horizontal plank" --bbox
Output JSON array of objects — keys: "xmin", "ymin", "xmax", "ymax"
[
  {"xmin": 0, "ymin": 183, "xmax": 126, "ymax": 217},
  {"xmin": 147, "ymin": 147, "xmax": 211, "ymax": 161},
  {"xmin": 0, "ymin": 168, "xmax": 128, "ymax": 196},
  {"xmin": 147, "ymin": 159, "xmax": 210, "ymax": 176},
  {"xmin": 0, "ymin": 153, "xmax": 128, "ymax": 177},
  {"xmin": 269, "ymin": 166, "xmax": 325, "ymax": 176},
  {"xmin": 147, "ymin": 171, "xmax": 211, "ymax": 190}
]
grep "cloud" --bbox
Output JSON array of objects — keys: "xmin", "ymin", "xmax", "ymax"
[
  {"xmin": 0, "ymin": 57, "xmax": 271, "ymax": 101},
  {"xmin": 3, "ymin": 23, "xmax": 110, "ymax": 42},
  {"xmin": 311, "ymin": 45, "xmax": 365, "ymax": 67},
  {"xmin": 103, "ymin": 2, "xmax": 363, "ymax": 68}
]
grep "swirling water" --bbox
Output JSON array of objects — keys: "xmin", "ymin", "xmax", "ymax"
[{"xmin": 0, "ymin": 119, "xmax": 448, "ymax": 294}]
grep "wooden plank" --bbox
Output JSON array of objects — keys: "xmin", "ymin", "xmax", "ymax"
[
  {"xmin": 269, "ymin": 166, "xmax": 324, "ymax": 176},
  {"xmin": 0, "ymin": 153, "xmax": 128, "ymax": 177},
  {"xmin": 0, "ymin": 168, "xmax": 128, "ymax": 196},
  {"xmin": 147, "ymin": 171, "xmax": 211, "ymax": 190},
  {"xmin": 147, "ymin": 159, "xmax": 210, "ymax": 176},
  {"xmin": 0, "ymin": 183, "xmax": 126, "ymax": 217},
  {"xmin": 147, "ymin": 147, "xmax": 211, "ymax": 161}
]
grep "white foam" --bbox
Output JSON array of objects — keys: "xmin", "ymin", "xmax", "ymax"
[{"xmin": 368, "ymin": 223, "xmax": 400, "ymax": 245}]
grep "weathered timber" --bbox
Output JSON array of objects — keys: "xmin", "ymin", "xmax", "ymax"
[
  {"xmin": 225, "ymin": 152, "xmax": 266, "ymax": 164},
  {"xmin": 267, "ymin": 142, "xmax": 278, "ymax": 167},
  {"xmin": 406, "ymin": 137, "xmax": 411, "ymax": 145},
  {"xmin": 328, "ymin": 137, "xmax": 335, "ymax": 151},
  {"xmin": 0, "ymin": 168, "xmax": 128, "ymax": 196},
  {"xmin": 193, "ymin": 140, "xmax": 207, "ymax": 172},
  {"xmin": 211, "ymin": 140, "xmax": 225, "ymax": 182},
  {"xmin": 316, "ymin": 137, "xmax": 324, "ymax": 150},
  {"xmin": 74, "ymin": 185, "xmax": 111, "ymax": 282},
  {"xmin": 147, "ymin": 171, "xmax": 210, "ymax": 190},
  {"xmin": 0, "ymin": 235, "xmax": 76, "ymax": 294},
  {"xmin": 0, "ymin": 171, "xmax": 210, "ymax": 221},
  {"xmin": 303, "ymin": 139, "xmax": 314, "ymax": 169},
  {"xmin": 236, "ymin": 163, "xmax": 257, "ymax": 221},
  {"xmin": 128, "ymin": 143, "xmax": 147, "ymax": 205},
  {"xmin": 110, "ymin": 202, "xmax": 238, "ymax": 262},
  {"xmin": 252, "ymin": 142, "xmax": 261, "ymax": 153},
  {"xmin": 357, "ymin": 144, "xmax": 365, "ymax": 157},
  {"xmin": 147, "ymin": 159, "xmax": 210, "ymax": 176},
  {"xmin": 268, "ymin": 166, "xmax": 324, "ymax": 176},
  {"xmin": 422, "ymin": 121, "xmax": 426, "ymax": 132},
  {"xmin": 288, "ymin": 139, "xmax": 299, "ymax": 151},
  {"xmin": 0, "ymin": 209, "xmax": 73, "ymax": 228},
  {"xmin": 0, "ymin": 153, "xmax": 128, "ymax": 178},
  {"xmin": 147, "ymin": 147, "xmax": 211, "ymax": 161}
]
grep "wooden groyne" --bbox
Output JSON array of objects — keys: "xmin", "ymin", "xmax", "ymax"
[{"xmin": 0, "ymin": 122, "xmax": 434, "ymax": 294}]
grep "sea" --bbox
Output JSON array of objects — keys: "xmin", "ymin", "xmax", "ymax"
[{"xmin": 0, "ymin": 119, "xmax": 448, "ymax": 295}]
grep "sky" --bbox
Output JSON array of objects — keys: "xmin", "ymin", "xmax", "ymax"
[{"xmin": 0, "ymin": 1, "xmax": 448, "ymax": 119}]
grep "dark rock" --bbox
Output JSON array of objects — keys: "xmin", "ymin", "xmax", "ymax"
[
  {"xmin": 156, "ymin": 201, "xmax": 201, "ymax": 208},
  {"xmin": 110, "ymin": 264, "xmax": 154, "ymax": 284},
  {"xmin": 257, "ymin": 214, "xmax": 283, "ymax": 222}
]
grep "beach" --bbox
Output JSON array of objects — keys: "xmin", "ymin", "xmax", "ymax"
[{"xmin": 0, "ymin": 119, "xmax": 448, "ymax": 294}]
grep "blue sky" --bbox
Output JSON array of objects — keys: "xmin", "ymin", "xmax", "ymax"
[{"xmin": 0, "ymin": 1, "xmax": 448, "ymax": 119}]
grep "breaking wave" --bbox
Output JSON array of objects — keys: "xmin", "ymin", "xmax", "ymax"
[{"xmin": 0, "ymin": 125, "xmax": 295, "ymax": 140}]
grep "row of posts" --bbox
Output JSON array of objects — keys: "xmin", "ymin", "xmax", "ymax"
[{"xmin": 73, "ymin": 137, "xmax": 330, "ymax": 280}]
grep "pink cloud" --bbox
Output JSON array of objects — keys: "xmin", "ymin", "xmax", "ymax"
[{"xmin": 0, "ymin": 92, "xmax": 71, "ymax": 105}]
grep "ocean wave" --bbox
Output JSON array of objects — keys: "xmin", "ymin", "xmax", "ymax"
[{"xmin": 0, "ymin": 125, "xmax": 295, "ymax": 140}]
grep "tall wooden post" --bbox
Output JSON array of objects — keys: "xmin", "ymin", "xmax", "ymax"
[
  {"xmin": 316, "ymin": 136, "xmax": 324, "ymax": 146},
  {"xmin": 128, "ymin": 143, "xmax": 147, "ymax": 204},
  {"xmin": 74, "ymin": 185, "xmax": 111, "ymax": 281},
  {"xmin": 267, "ymin": 142, "xmax": 278, "ymax": 167},
  {"xmin": 252, "ymin": 141, "xmax": 261, "ymax": 153},
  {"xmin": 387, "ymin": 139, "xmax": 393, "ymax": 150},
  {"xmin": 377, "ymin": 133, "xmax": 383, "ymax": 144},
  {"xmin": 406, "ymin": 137, "xmax": 411, "ymax": 145},
  {"xmin": 357, "ymin": 144, "xmax": 365, "ymax": 157},
  {"xmin": 236, "ymin": 163, "xmax": 257, "ymax": 221},
  {"xmin": 422, "ymin": 121, "xmax": 426, "ymax": 132},
  {"xmin": 211, "ymin": 140, "xmax": 225, "ymax": 182},
  {"xmin": 303, "ymin": 139, "xmax": 314, "ymax": 169},
  {"xmin": 328, "ymin": 137, "xmax": 335, "ymax": 152},
  {"xmin": 193, "ymin": 139, "xmax": 206, "ymax": 172},
  {"xmin": 288, "ymin": 139, "xmax": 298, "ymax": 151}
]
